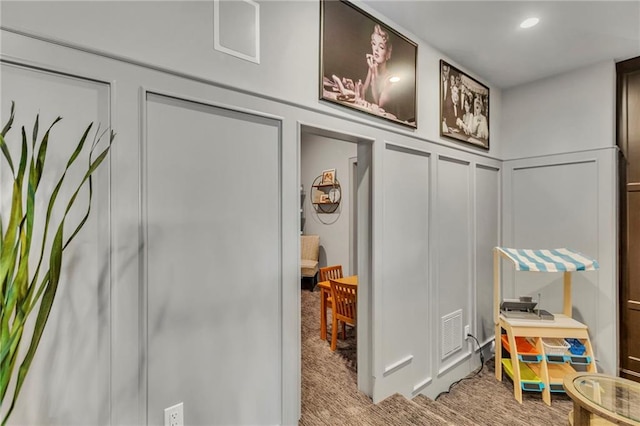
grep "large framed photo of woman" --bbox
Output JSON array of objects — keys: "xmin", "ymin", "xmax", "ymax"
[
  {"xmin": 439, "ymin": 60, "xmax": 490, "ymax": 150},
  {"xmin": 320, "ymin": 0, "xmax": 418, "ymax": 128}
]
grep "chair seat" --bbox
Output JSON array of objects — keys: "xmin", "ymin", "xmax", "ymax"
[
  {"xmin": 301, "ymin": 259, "xmax": 319, "ymax": 277},
  {"xmin": 301, "ymin": 235, "xmax": 320, "ymax": 278},
  {"xmin": 318, "ymin": 265, "xmax": 343, "ymax": 340},
  {"xmin": 329, "ymin": 279, "xmax": 357, "ymax": 351}
]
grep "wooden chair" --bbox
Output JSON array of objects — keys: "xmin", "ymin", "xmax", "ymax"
[
  {"xmin": 319, "ymin": 265, "xmax": 343, "ymax": 283},
  {"xmin": 329, "ymin": 279, "xmax": 357, "ymax": 351},
  {"xmin": 318, "ymin": 265, "xmax": 343, "ymax": 340}
]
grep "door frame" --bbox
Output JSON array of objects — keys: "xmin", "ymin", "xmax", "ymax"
[
  {"xmin": 616, "ymin": 56, "xmax": 640, "ymax": 381},
  {"xmin": 298, "ymin": 123, "xmax": 374, "ymax": 396}
]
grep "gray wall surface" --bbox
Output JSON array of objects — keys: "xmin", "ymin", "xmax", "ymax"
[
  {"xmin": 0, "ymin": 59, "xmax": 111, "ymax": 426},
  {"xmin": 501, "ymin": 60, "xmax": 617, "ymax": 374},
  {"xmin": 501, "ymin": 60, "xmax": 615, "ymax": 159},
  {"xmin": 0, "ymin": 1, "xmax": 618, "ymax": 424},
  {"xmin": 301, "ymin": 132, "xmax": 357, "ymax": 274},
  {"xmin": 145, "ymin": 94, "xmax": 282, "ymax": 425}
]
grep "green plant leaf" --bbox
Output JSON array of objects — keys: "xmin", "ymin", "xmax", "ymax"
[
  {"xmin": 0, "ymin": 102, "xmax": 15, "ymax": 137},
  {"xmin": 0, "ymin": 102, "xmax": 15, "ymax": 175},
  {"xmin": 34, "ymin": 117, "xmax": 61, "ymax": 189},
  {"xmin": 5, "ymin": 223, "xmax": 64, "ymax": 423},
  {"xmin": 0, "ymin": 181, "xmax": 23, "ymax": 305},
  {"xmin": 0, "ymin": 103, "xmax": 114, "ymax": 423},
  {"xmin": 26, "ymin": 121, "xmax": 93, "ymax": 305},
  {"xmin": 31, "ymin": 114, "xmax": 38, "ymax": 149},
  {"xmin": 0, "ymin": 135, "xmax": 13, "ymax": 178}
]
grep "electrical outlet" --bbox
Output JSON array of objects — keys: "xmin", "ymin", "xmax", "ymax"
[
  {"xmin": 164, "ymin": 402, "xmax": 184, "ymax": 426},
  {"xmin": 464, "ymin": 324, "xmax": 470, "ymax": 339}
]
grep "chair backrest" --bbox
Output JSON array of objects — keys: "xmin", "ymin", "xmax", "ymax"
[
  {"xmin": 300, "ymin": 235, "xmax": 320, "ymax": 261},
  {"xmin": 319, "ymin": 265, "xmax": 343, "ymax": 282},
  {"xmin": 329, "ymin": 279, "xmax": 357, "ymax": 327}
]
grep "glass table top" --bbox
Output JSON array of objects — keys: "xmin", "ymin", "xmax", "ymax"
[{"xmin": 574, "ymin": 375, "xmax": 640, "ymax": 422}]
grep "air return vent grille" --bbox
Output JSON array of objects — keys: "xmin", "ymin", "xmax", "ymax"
[{"xmin": 441, "ymin": 309, "xmax": 463, "ymax": 359}]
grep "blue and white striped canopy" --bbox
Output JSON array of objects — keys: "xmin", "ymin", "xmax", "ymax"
[{"xmin": 496, "ymin": 247, "xmax": 599, "ymax": 272}]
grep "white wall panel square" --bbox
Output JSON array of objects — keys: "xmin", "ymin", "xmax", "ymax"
[
  {"xmin": 381, "ymin": 145, "xmax": 430, "ymax": 382},
  {"xmin": 436, "ymin": 157, "xmax": 471, "ymax": 364},
  {"xmin": 0, "ymin": 63, "xmax": 110, "ymax": 425},
  {"xmin": 475, "ymin": 165, "xmax": 500, "ymax": 343},
  {"xmin": 145, "ymin": 94, "xmax": 281, "ymax": 425},
  {"xmin": 511, "ymin": 161, "xmax": 598, "ymax": 325}
]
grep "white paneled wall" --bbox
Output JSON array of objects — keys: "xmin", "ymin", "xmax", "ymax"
[
  {"xmin": 0, "ymin": 1, "xmax": 621, "ymax": 423},
  {"xmin": 1, "ymin": 2, "xmax": 512, "ymax": 420},
  {"xmin": 502, "ymin": 148, "xmax": 617, "ymax": 374},
  {"xmin": 380, "ymin": 144, "xmax": 431, "ymax": 395},
  {"xmin": 499, "ymin": 59, "xmax": 617, "ymax": 376},
  {"xmin": 474, "ymin": 165, "xmax": 500, "ymax": 344},
  {"xmin": 144, "ymin": 94, "xmax": 282, "ymax": 425},
  {"xmin": 0, "ymin": 63, "xmax": 111, "ymax": 425},
  {"xmin": 0, "ymin": 32, "xmax": 299, "ymax": 423},
  {"xmin": 435, "ymin": 156, "xmax": 472, "ymax": 374},
  {"xmin": 374, "ymin": 142, "xmax": 501, "ymax": 402},
  {"xmin": 0, "ymin": 32, "xmax": 503, "ymax": 423}
]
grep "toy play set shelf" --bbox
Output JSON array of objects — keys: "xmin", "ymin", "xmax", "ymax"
[{"xmin": 493, "ymin": 247, "xmax": 599, "ymax": 405}]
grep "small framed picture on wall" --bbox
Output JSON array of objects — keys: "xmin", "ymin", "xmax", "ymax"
[
  {"xmin": 440, "ymin": 60, "xmax": 490, "ymax": 150},
  {"xmin": 321, "ymin": 168, "xmax": 336, "ymax": 185}
]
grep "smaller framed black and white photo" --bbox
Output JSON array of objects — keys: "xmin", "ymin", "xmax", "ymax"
[{"xmin": 439, "ymin": 60, "xmax": 490, "ymax": 150}]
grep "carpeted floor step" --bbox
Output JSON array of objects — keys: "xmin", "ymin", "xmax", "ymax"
[
  {"xmin": 435, "ymin": 371, "xmax": 532, "ymax": 426},
  {"xmin": 350, "ymin": 393, "xmax": 453, "ymax": 426},
  {"xmin": 299, "ymin": 288, "xmax": 572, "ymax": 426},
  {"xmin": 412, "ymin": 395, "xmax": 478, "ymax": 425},
  {"xmin": 434, "ymin": 361, "xmax": 572, "ymax": 426}
]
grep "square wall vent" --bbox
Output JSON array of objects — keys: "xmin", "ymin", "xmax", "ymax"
[
  {"xmin": 214, "ymin": 0, "xmax": 260, "ymax": 64},
  {"xmin": 441, "ymin": 309, "xmax": 463, "ymax": 359}
]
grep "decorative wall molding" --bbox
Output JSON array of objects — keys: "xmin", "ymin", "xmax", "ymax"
[
  {"xmin": 412, "ymin": 376, "xmax": 433, "ymax": 395},
  {"xmin": 140, "ymin": 89, "xmax": 285, "ymax": 424},
  {"xmin": 502, "ymin": 147, "xmax": 618, "ymax": 374},
  {"xmin": 1, "ymin": 27, "xmax": 501, "ymax": 161},
  {"xmin": 383, "ymin": 355, "xmax": 414, "ymax": 376},
  {"xmin": 0, "ymin": 59, "xmax": 112, "ymax": 424}
]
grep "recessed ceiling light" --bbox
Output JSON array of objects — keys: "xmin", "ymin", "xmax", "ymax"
[
  {"xmin": 389, "ymin": 76, "xmax": 401, "ymax": 83},
  {"xmin": 520, "ymin": 17, "xmax": 539, "ymax": 29}
]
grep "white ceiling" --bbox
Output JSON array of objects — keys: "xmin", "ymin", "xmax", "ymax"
[{"xmin": 361, "ymin": 0, "xmax": 640, "ymax": 89}]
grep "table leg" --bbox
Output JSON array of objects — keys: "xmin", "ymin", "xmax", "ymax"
[
  {"xmin": 507, "ymin": 331, "xmax": 523, "ymax": 403},
  {"xmin": 495, "ymin": 323, "xmax": 502, "ymax": 381},
  {"xmin": 320, "ymin": 288, "xmax": 328, "ymax": 340},
  {"xmin": 572, "ymin": 402, "xmax": 592, "ymax": 426}
]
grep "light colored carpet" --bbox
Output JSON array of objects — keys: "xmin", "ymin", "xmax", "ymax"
[{"xmin": 300, "ymin": 287, "xmax": 573, "ymax": 425}]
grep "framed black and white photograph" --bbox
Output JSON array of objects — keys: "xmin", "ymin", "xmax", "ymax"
[
  {"xmin": 320, "ymin": 0, "xmax": 418, "ymax": 128},
  {"xmin": 440, "ymin": 60, "xmax": 490, "ymax": 150}
]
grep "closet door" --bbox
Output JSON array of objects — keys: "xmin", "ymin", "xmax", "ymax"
[{"xmin": 617, "ymin": 56, "xmax": 640, "ymax": 382}]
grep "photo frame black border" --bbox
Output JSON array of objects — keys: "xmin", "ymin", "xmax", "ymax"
[
  {"xmin": 320, "ymin": 0, "xmax": 418, "ymax": 128},
  {"xmin": 439, "ymin": 59, "xmax": 490, "ymax": 150}
]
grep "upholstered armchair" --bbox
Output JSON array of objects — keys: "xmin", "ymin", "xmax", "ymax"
[{"xmin": 300, "ymin": 235, "xmax": 320, "ymax": 290}]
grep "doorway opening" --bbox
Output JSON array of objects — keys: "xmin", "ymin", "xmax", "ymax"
[{"xmin": 299, "ymin": 124, "xmax": 373, "ymax": 413}]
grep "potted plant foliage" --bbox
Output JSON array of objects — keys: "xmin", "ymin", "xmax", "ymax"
[{"xmin": 0, "ymin": 102, "xmax": 114, "ymax": 424}]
